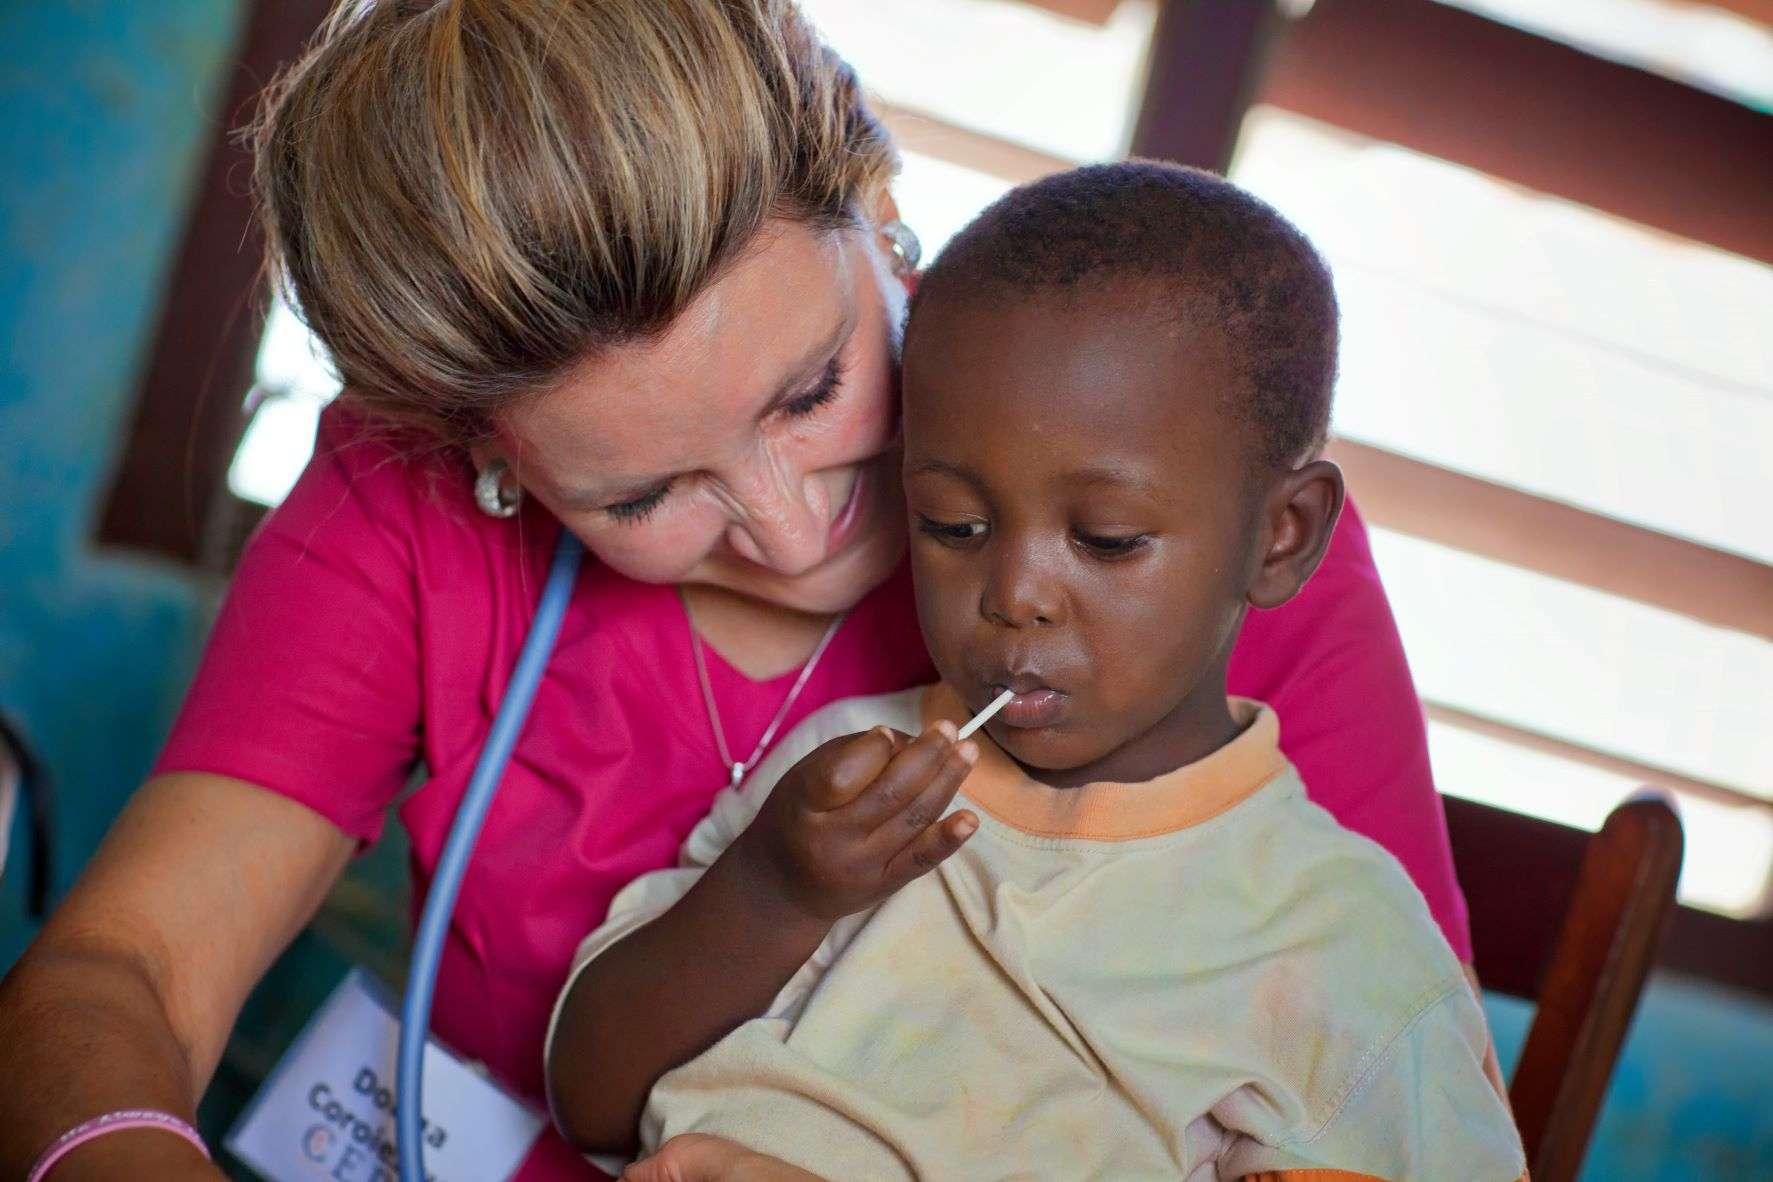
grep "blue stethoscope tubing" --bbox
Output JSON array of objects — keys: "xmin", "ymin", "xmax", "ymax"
[{"xmin": 398, "ymin": 530, "xmax": 585, "ymax": 1181}]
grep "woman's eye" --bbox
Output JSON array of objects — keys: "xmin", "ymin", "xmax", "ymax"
[
  {"xmin": 916, "ymin": 515, "xmax": 987, "ymax": 545},
  {"xmin": 782, "ymin": 357, "xmax": 846, "ymax": 418},
  {"xmin": 1075, "ymin": 530, "xmax": 1150, "ymax": 557},
  {"xmin": 604, "ymin": 481, "xmax": 672, "ymax": 524}
]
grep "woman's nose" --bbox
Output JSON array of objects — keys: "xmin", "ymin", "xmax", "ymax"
[
  {"xmin": 722, "ymin": 461, "xmax": 830, "ymax": 576},
  {"xmin": 980, "ymin": 541, "xmax": 1064, "ymax": 629}
]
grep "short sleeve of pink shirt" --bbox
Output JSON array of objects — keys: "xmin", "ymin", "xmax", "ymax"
[{"xmin": 157, "ymin": 411, "xmax": 426, "ymax": 844}]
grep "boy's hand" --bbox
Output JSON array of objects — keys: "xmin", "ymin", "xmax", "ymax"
[{"xmin": 728, "ymin": 722, "xmax": 980, "ymax": 925}]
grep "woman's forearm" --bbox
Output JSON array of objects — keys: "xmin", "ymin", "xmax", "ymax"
[
  {"xmin": 547, "ymin": 849, "xmax": 831, "ymax": 1155},
  {"xmin": 0, "ymin": 937, "xmax": 220, "ymax": 1179},
  {"xmin": 0, "ymin": 772, "xmax": 354, "ymax": 1180}
]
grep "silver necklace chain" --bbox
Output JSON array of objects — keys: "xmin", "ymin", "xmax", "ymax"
[{"xmin": 680, "ymin": 589, "xmax": 847, "ymax": 789}]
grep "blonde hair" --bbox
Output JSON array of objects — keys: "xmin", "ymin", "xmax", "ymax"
[{"xmin": 251, "ymin": 0, "xmax": 897, "ymax": 444}]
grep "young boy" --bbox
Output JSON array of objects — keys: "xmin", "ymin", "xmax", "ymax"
[{"xmin": 546, "ymin": 163, "xmax": 1525, "ymax": 1181}]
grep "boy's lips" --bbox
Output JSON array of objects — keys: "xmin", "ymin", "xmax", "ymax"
[{"xmin": 983, "ymin": 675, "xmax": 1070, "ymax": 729}]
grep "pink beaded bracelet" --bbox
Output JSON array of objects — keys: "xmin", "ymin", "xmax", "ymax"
[{"xmin": 27, "ymin": 1109, "xmax": 210, "ymax": 1182}]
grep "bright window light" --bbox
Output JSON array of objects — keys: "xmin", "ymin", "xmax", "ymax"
[
  {"xmin": 1429, "ymin": 721, "xmax": 1773, "ymax": 918},
  {"xmin": 228, "ymin": 395, "xmax": 325, "ymax": 508},
  {"xmin": 1382, "ymin": 525, "xmax": 1773, "ymax": 915},
  {"xmin": 895, "ymin": 150, "xmax": 1016, "ymax": 258},
  {"xmin": 1370, "ymin": 527, "xmax": 1770, "ymax": 802},
  {"xmin": 799, "ymin": 0, "xmax": 1157, "ymax": 162},
  {"xmin": 1432, "ymin": 0, "xmax": 1773, "ymax": 110},
  {"xmin": 227, "ymin": 296, "xmax": 339, "ymax": 508},
  {"xmin": 1230, "ymin": 108, "xmax": 1773, "ymax": 564}
]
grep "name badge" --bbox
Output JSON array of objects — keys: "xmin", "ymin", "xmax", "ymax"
[{"xmin": 227, "ymin": 968, "xmax": 543, "ymax": 1182}]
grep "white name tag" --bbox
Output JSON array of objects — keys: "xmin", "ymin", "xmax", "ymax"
[{"xmin": 227, "ymin": 968, "xmax": 543, "ymax": 1182}]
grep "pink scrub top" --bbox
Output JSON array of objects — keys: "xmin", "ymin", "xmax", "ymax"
[{"xmin": 157, "ymin": 408, "xmax": 1469, "ymax": 1179}]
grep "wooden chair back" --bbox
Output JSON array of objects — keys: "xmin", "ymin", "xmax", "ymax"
[{"xmin": 1445, "ymin": 792, "xmax": 1683, "ymax": 1182}]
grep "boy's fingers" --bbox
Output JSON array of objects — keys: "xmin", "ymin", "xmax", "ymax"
[
  {"xmin": 884, "ymin": 809, "xmax": 978, "ymax": 884},
  {"xmin": 803, "ymin": 727, "xmax": 905, "ymax": 810},
  {"xmin": 868, "ymin": 738, "xmax": 976, "ymax": 852},
  {"xmin": 836, "ymin": 723, "xmax": 966, "ymax": 828},
  {"xmin": 876, "ymin": 728, "xmax": 914, "ymax": 757}
]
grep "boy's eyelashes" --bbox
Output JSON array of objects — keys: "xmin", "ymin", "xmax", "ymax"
[
  {"xmin": 601, "ymin": 357, "xmax": 849, "ymax": 525},
  {"xmin": 913, "ymin": 513, "xmax": 1152, "ymax": 559},
  {"xmin": 1074, "ymin": 531, "xmax": 1151, "ymax": 557},
  {"xmin": 915, "ymin": 515, "xmax": 987, "ymax": 544}
]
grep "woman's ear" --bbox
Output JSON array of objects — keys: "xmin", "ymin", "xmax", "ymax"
[
  {"xmin": 468, "ymin": 419, "xmax": 522, "ymax": 475},
  {"xmin": 467, "ymin": 442, "xmax": 505, "ymax": 474},
  {"xmin": 873, "ymin": 188, "xmax": 902, "ymax": 230},
  {"xmin": 870, "ymin": 189, "xmax": 918, "ymax": 294},
  {"xmin": 1247, "ymin": 459, "xmax": 1345, "ymax": 610}
]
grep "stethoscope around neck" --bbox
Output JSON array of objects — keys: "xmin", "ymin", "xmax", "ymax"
[
  {"xmin": 395, "ymin": 218, "xmax": 925, "ymax": 1176},
  {"xmin": 396, "ymin": 530, "xmax": 584, "ymax": 1181}
]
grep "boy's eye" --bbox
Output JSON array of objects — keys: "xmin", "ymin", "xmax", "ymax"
[
  {"xmin": 1074, "ymin": 530, "xmax": 1150, "ymax": 557},
  {"xmin": 781, "ymin": 357, "xmax": 845, "ymax": 418},
  {"xmin": 916, "ymin": 515, "xmax": 987, "ymax": 545},
  {"xmin": 604, "ymin": 481, "xmax": 673, "ymax": 524}
]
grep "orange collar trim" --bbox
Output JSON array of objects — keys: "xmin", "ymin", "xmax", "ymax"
[{"xmin": 921, "ymin": 683, "xmax": 1286, "ymax": 842}]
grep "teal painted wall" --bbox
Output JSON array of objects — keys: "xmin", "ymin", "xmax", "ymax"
[
  {"xmin": 0, "ymin": 18, "xmax": 408, "ymax": 1167},
  {"xmin": 0, "ymin": 1, "xmax": 245, "ymax": 963},
  {"xmin": 0, "ymin": 5, "xmax": 1767, "ymax": 1178},
  {"xmin": 1487, "ymin": 977, "xmax": 1773, "ymax": 1179}
]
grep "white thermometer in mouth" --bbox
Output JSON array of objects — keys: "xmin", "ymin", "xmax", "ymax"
[{"xmin": 956, "ymin": 688, "xmax": 1015, "ymax": 741}]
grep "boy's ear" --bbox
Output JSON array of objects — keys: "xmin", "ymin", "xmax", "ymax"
[{"xmin": 1247, "ymin": 459, "xmax": 1345, "ymax": 610}]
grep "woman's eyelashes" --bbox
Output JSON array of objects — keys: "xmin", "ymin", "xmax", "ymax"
[
  {"xmin": 604, "ymin": 480, "xmax": 672, "ymax": 524},
  {"xmin": 782, "ymin": 356, "xmax": 846, "ymax": 418},
  {"xmin": 603, "ymin": 357, "xmax": 848, "ymax": 525}
]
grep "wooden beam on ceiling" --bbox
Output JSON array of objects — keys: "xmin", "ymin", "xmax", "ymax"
[
  {"xmin": 1327, "ymin": 438, "xmax": 1773, "ymax": 642},
  {"xmin": 1015, "ymin": 0, "xmax": 1126, "ymax": 25},
  {"xmin": 1426, "ymin": 701, "xmax": 1770, "ymax": 816},
  {"xmin": 1130, "ymin": 0, "xmax": 1282, "ymax": 171},
  {"xmin": 1258, "ymin": 0, "xmax": 1773, "ymax": 266},
  {"xmin": 1693, "ymin": 0, "xmax": 1773, "ymax": 29}
]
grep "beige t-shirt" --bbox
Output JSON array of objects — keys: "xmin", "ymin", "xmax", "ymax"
[{"xmin": 549, "ymin": 686, "xmax": 1525, "ymax": 1181}]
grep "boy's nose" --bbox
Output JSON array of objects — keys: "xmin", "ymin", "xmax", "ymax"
[{"xmin": 980, "ymin": 544, "xmax": 1064, "ymax": 629}]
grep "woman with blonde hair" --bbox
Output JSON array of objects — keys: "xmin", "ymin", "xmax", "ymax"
[{"xmin": 0, "ymin": 2, "xmax": 1476, "ymax": 1178}]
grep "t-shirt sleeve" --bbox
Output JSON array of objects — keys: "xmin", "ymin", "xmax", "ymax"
[
  {"xmin": 1229, "ymin": 497, "xmax": 1472, "ymax": 962},
  {"xmin": 153, "ymin": 411, "xmax": 423, "ymax": 845},
  {"xmin": 1222, "ymin": 984, "xmax": 1527, "ymax": 1182}
]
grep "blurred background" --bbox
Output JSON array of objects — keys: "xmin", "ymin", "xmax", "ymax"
[{"xmin": 1, "ymin": 1, "xmax": 1768, "ymax": 1177}]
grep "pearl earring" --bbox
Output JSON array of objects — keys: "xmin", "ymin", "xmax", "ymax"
[
  {"xmin": 474, "ymin": 459, "xmax": 523, "ymax": 519},
  {"xmin": 881, "ymin": 219, "xmax": 922, "ymax": 276}
]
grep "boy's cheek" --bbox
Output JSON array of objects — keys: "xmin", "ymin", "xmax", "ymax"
[{"xmin": 911, "ymin": 576, "xmax": 980, "ymax": 669}]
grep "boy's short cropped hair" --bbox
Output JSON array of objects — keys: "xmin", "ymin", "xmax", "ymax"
[{"xmin": 909, "ymin": 161, "xmax": 1338, "ymax": 467}]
